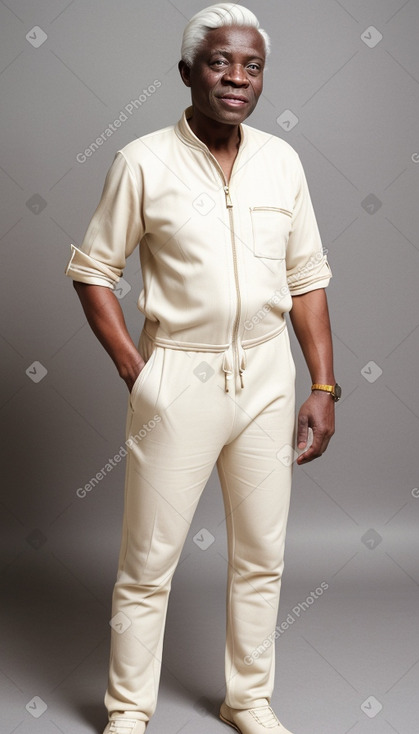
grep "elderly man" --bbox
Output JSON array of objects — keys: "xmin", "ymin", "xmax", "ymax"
[{"xmin": 66, "ymin": 4, "xmax": 339, "ymax": 733}]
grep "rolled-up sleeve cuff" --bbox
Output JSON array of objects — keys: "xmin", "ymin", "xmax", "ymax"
[
  {"xmin": 287, "ymin": 257, "xmax": 332, "ymax": 296},
  {"xmin": 65, "ymin": 244, "xmax": 122, "ymax": 289}
]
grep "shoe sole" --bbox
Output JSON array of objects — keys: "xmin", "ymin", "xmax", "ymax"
[{"xmin": 219, "ymin": 711, "xmax": 242, "ymax": 733}]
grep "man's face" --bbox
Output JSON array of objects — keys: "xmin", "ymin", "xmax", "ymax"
[{"xmin": 180, "ymin": 25, "xmax": 265, "ymax": 126}]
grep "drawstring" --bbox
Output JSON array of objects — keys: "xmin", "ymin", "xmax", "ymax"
[
  {"xmin": 238, "ymin": 343, "xmax": 246, "ymax": 389},
  {"xmin": 222, "ymin": 343, "xmax": 247, "ymax": 392},
  {"xmin": 222, "ymin": 347, "xmax": 234, "ymax": 392}
]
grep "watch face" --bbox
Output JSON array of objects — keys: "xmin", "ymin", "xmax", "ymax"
[{"xmin": 334, "ymin": 383, "xmax": 342, "ymax": 401}]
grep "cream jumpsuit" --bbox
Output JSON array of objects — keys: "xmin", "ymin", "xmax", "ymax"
[{"xmin": 66, "ymin": 107, "xmax": 332, "ymax": 724}]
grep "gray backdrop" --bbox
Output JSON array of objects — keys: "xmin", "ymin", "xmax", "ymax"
[{"xmin": 1, "ymin": 1, "xmax": 418, "ymax": 733}]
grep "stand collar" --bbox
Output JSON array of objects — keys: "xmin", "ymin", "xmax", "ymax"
[{"xmin": 175, "ymin": 106, "xmax": 247, "ymax": 154}]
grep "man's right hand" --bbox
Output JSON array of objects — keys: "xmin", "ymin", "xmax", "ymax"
[
  {"xmin": 125, "ymin": 357, "xmax": 146, "ymax": 393},
  {"xmin": 72, "ymin": 281, "xmax": 145, "ymax": 392}
]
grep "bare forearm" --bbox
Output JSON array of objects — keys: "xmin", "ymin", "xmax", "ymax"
[
  {"xmin": 289, "ymin": 288, "xmax": 336, "ymax": 464},
  {"xmin": 289, "ymin": 288, "xmax": 335, "ymax": 384},
  {"xmin": 73, "ymin": 281, "xmax": 143, "ymax": 388}
]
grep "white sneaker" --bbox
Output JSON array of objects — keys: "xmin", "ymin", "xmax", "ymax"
[
  {"xmin": 220, "ymin": 702, "xmax": 294, "ymax": 734},
  {"xmin": 103, "ymin": 719, "xmax": 146, "ymax": 734}
]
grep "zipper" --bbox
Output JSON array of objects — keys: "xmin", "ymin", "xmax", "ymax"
[
  {"xmin": 223, "ymin": 183, "xmax": 243, "ymax": 390},
  {"xmin": 203, "ymin": 150, "xmax": 242, "ymax": 391},
  {"xmin": 224, "ymin": 185, "xmax": 233, "ymax": 209}
]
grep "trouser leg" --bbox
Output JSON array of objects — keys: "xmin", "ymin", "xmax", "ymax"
[
  {"xmin": 104, "ymin": 343, "xmax": 232, "ymax": 723},
  {"xmin": 217, "ymin": 330, "xmax": 296, "ymax": 708}
]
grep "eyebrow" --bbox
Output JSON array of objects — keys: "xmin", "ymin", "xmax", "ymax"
[{"xmin": 209, "ymin": 48, "xmax": 265, "ymax": 61}]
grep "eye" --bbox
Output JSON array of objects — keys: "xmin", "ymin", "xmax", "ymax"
[
  {"xmin": 247, "ymin": 63, "xmax": 261, "ymax": 73},
  {"xmin": 211, "ymin": 58, "xmax": 228, "ymax": 67}
]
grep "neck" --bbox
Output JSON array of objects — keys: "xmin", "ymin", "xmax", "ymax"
[{"xmin": 187, "ymin": 110, "xmax": 241, "ymax": 154}]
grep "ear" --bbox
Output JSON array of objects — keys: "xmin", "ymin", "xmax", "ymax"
[{"xmin": 178, "ymin": 60, "xmax": 191, "ymax": 87}]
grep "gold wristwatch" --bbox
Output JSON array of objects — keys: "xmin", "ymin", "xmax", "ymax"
[{"xmin": 311, "ymin": 383, "xmax": 342, "ymax": 402}]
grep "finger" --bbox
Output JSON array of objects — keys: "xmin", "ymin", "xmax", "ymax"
[
  {"xmin": 297, "ymin": 412, "xmax": 309, "ymax": 449},
  {"xmin": 297, "ymin": 426, "xmax": 335, "ymax": 464},
  {"xmin": 297, "ymin": 428, "xmax": 323, "ymax": 464},
  {"xmin": 297, "ymin": 445, "xmax": 321, "ymax": 465}
]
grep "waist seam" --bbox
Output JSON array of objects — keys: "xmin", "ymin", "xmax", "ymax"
[{"xmin": 143, "ymin": 322, "xmax": 286, "ymax": 352}]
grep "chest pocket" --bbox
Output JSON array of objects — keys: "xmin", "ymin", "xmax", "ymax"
[{"xmin": 250, "ymin": 206, "xmax": 292, "ymax": 260}]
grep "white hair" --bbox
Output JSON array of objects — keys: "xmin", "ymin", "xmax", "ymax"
[{"xmin": 181, "ymin": 3, "xmax": 271, "ymax": 67}]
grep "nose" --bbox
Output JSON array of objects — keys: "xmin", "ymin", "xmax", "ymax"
[{"xmin": 222, "ymin": 63, "xmax": 249, "ymax": 86}]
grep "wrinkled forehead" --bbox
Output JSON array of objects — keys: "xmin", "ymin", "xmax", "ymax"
[{"xmin": 198, "ymin": 25, "xmax": 266, "ymax": 60}]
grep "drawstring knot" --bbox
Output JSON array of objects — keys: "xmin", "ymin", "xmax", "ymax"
[{"xmin": 222, "ymin": 343, "xmax": 246, "ymax": 392}]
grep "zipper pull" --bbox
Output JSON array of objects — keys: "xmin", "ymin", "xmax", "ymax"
[{"xmin": 224, "ymin": 186, "xmax": 233, "ymax": 208}]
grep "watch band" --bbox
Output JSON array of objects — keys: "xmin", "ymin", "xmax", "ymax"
[
  {"xmin": 311, "ymin": 383, "xmax": 342, "ymax": 402},
  {"xmin": 311, "ymin": 383, "xmax": 334, "ymax": 394}
]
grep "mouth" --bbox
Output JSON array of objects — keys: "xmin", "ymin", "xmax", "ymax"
[{"xmin": 218, "ymin": 95, "xmax": 249, "ymax": 106}]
